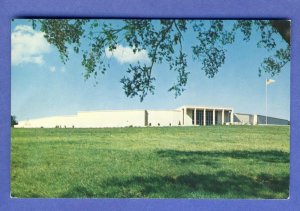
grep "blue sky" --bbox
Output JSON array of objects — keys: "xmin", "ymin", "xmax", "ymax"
[{"xmin": 11, "ymin": 19, "xmax": 290, "ymax": 121}]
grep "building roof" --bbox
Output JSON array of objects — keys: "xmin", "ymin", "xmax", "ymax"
[{"xmin": 178, "ymin": 105, "xmax": 233, "ymax": 110}]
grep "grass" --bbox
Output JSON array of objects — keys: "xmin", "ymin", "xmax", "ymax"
[{"xmin": 11, "ymin": 125, "xmax": 290, "ymax": 198}]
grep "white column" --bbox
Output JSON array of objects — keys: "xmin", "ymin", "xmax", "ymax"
[
  {"xmin": 213, "ymin": 109, "xmax": 215, "ymax": 125},
  {"xmin": 230, "ymin": 110, "xmax": 233, "ymax": 124},
  {"xmin": 203, "ymin": 109, "xmax": 206, "ymax": 126},
  {"xmin": 253, "ymin": 114, "xmax": 258, "ymax": 125},
  {"xmin": 194, "ymin": 108, "xmax": 196, "ymax": 126},
  {"xmin": 221, "ymin": 109, "xmax": 224, "ymax": 125}
]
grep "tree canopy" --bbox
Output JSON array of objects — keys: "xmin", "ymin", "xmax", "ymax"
[
  {"xmin": 31, "ymin": 19, "xmax": 290, "ymax": 101},
  {"xmin": 11, "ymin": 115, "xmax": 18, "ymax": 127}
]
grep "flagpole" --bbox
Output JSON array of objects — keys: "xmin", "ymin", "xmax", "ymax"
[{"xmin": 266, "ymin": 79, "xmax": 268, "ymax": 125}]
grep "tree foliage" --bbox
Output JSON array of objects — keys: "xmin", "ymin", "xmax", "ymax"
[
  {"xmin": 11, "ymin": 115, "xmax": 18, "ymax": 127},
  {"xmin": 31, "ymin": 19, "xmax": 290, "ymax": 101}
]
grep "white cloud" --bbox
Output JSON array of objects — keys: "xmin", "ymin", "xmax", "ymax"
[
  {"xmin": 105, "ymin": 44, "xmax": 150, "ymax": 64},
  {"xmin": 49, "ymin": 66, "xmax": 56, "ymax": 72},
  {"xmin": 48, "ymin": 66, "xmax": 67, "ymax": 73},
  {"xmin": 11, "ymin": 25, "xmax": 51, "ymax": 66}
]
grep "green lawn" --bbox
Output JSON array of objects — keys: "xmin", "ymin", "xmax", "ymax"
[{"xmin": 11, "ymin": 126, "xmax": 290, "ymax": 198}]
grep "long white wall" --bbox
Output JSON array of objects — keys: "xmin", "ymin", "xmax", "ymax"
[
  {"xmin": 256, "ymin": 115, "xmax": 290, "ymax": 125},
  {"xmin": 147, "ymin": 110, "xmax": 181, "ymax": 126},
  {"xmin": 15, "ymin": 115, "xmax": 77, "ymax": 128},
  {"xmin": 75, "ymin": 110, "xmax": 146, "ymax": 128},
  {"xmin": 233, "ymin": 113, "xmax": 289, "ymax": 125},
  {"xmin": 16, "ymin": 110, "xmax": 146, "ymax": 128}
]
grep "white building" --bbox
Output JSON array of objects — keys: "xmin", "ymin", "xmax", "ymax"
[{"xmin": 14, "ymin": 105, "xmax": 288, "ymax": 128}]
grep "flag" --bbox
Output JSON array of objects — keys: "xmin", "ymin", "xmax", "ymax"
[{"xmin": 266, "ymin": 79, "xmax": 275, "ymax": 85}]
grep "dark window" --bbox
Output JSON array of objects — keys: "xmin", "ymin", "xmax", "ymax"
[
  {"xmin": 206, "ymin": 110, "xmax": 213, "ymax": 125},
  {"xmin": 197, "ymin": 110, "xmax": 204, "ymax": 125},
  {"xmin": 192, "ymin": 110, "xmax": 194, "ymax": 125}
]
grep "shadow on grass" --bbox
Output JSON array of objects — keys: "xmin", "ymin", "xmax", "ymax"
[
  {"xmin": 156, "ymin": 149, "xmax": 289, "ymax": 165},
  {"xmin": 60, "ymin": 171, "xmax": 288, "ymax": 198},
  {"xmin": 59, "ymin": 149, "xmax": 289, "ymax": 198}
]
